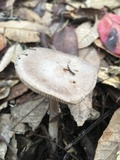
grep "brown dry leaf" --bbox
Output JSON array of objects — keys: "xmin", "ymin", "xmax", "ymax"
[
  {"xmin": 76, "ymin": 20, "xmax": 99, "ymax": 49},
  {"xmin": 0, "ymin": 114, "xmax": 14, "ymax": 160},
  {"xmin": 11, "ymin": 96, "xmax": 49, "ymax": 131},
  {"xmin": 0, "ymin": 34, "xmax": 7, "ymax": 51},
  {"xmin": 15, "ymin": 7, "xmax": 44, "ymax": 24},
  {"xmin": 52, "ymin": 26, "xmax": 78, "ymax": 55},
  {"xmin": 69, "ymin": 93, "xmax": 100, "ymax": 126},
  {"xmin": 86, "ymin": 0, "xmax": 120, "ymax": 9},
  {"xmin": 94, "ymin": 108, "xmax": 120, "ymax": 160},
  {"xmin": 5, "ymin": 82, "xmax": 28, "ymax": 102},
  {"xmin": 98, "ymin": 67, "xmax": 120, "ymax": 88},
  {"xmin": 0, "ymin": 20, "xmax": 50, "ymax": 43},
  {"xmin": 0, "ymin": 43, "xmax": 23, "ymax": 72}
]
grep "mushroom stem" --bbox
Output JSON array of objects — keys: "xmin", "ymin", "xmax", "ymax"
[{"xmin": 49, "ymin": 99, "xmax": 59, "ymax": 150}]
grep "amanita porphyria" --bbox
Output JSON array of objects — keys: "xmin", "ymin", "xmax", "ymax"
[{"xmin": 15, "ymin": 47, "xmax": 97, "ymax": 150}]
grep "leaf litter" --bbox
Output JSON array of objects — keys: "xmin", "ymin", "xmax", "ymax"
[{"xmin": 0, "ymin": 0, "xmax": 120, "ymax": 160}]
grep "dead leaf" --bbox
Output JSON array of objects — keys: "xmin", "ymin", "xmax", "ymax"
[
  {"xmin": 0, "ymin": 79, "xmax": 19, "ymax": 100},
  {"xmin": 66, "ymin": 1, "xmax": 84, "ymax": 10},
  {"xmin": 0, "ymin": 0, "xmax": 15, "ymax": 10},
  {"xmin": 0, "ymin": 102, "xmax": 7, "ymax": 111},
  {"xmin": 0, "ymin": 34, "xmax": 7, "ymax": 51},
  {"xmin": 5, "ymin": 135, "xmax": 17, "ymax": 160},
  {"xmin": 52, "ymin": 26, "xmax": 78, "ymax": 55},
  {"xmin": 86, "ymin": 0, "xmax": 120, "ymax": 9},
  {"xmin": 94, "ymin": 39, "xmax": 120, "ymax": 58},
  {"xmin": 11, "ymin": 96, "xmax": 49, "ymax": 131},
  {"xmin": 117, "ymin": 151, "xmax": 120, "ymax": 160},
  {"xmin": 42, "ymin": 11, "xmax": 52, "ymax": 26},
  {"xmin": 6, "ymin": 0, "xmax": 15, "ymax": 9},
  {"xmin": 98, "ymin": 67, "xmax": 120, "ymax": 88},
  {"xmin": 0, "ymin": 114, "xmax": 14, "ymax": 160},
  {"xmin": 22, "ymin": 0, "xmax": 39, "ymax": 8},
  {"xmin": 5, "ymin": 82, "xmax": 28, "ymax": 102},
  {"xmin": 0, "ymin": 43, "xmax": 23, "ymax": 72},
  {"xmin": 76, "ymin": 20, "xmax": 99, "ymax": 49},
  {"xmin": 79, "ymin": 46, "xmax": 104, "ymax": 71},
  {"xmin": 94, "ymin": 108, "xmax": 120, "ymax": 160},
  {"xmin": 109, "ymin": 66, "xmax": 120, "ymax": 76},
  {"xmin": 104, "ymin": 85, "xmax": 120, "ymax": 106},
  {"xmin": 15, "ymin": 7, "xmax": 44, "ymax": 24},
  {"xmin": 69, "ymin": 93, "xmax": 100, "ymax": 126},
  {"xmin": 0, "ymin": 86, "xmax": 10, "ymax": 99},
  {"xmin": 0, "ymin": 20, "xmax": 50, "ymax": 43}
]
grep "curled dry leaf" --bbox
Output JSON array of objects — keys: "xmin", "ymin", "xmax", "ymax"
[
  {"xmin": 94, "ymin": 108, "xmax": 120, "ymax": 160},
  {"xmin": 76, "ymin": 21, "xmax": 99, "ymax": 49},
  {"xmin": 0, "ymin": 43, "xmax": 23, "ymax": 72},
  {"xmin": 0, "ymin": 21, "xmax": 50, "ymax": 43},
  {"xmin": 0, "ymin": 34, "xmax": 7, "ymax": 51},
  {"xmin": 0, "ymin": 102, "xmax": 7, "ymax": 111},
  {"xmin": 0, "ymin": 86, "xmax": 10, "ymax": 100}
]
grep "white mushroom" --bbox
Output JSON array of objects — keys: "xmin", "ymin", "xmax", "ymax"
[{"xmin": 15, "ymin": 47, "xmax": 97, "ymax": 150}]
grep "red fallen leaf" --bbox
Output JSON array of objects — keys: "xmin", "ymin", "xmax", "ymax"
[{"xmin": 98, "ymin": 13, "xmax": 120, "ymax": 56}]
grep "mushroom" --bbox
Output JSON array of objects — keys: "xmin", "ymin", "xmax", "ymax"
[{"xmin": 15, "ymin": 47, "xmax": 97, "ymax": 150}]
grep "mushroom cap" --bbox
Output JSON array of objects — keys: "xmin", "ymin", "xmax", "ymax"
[{"xmin": 15, "ymin": 47, "xmax": 97, "ymax": 104}]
